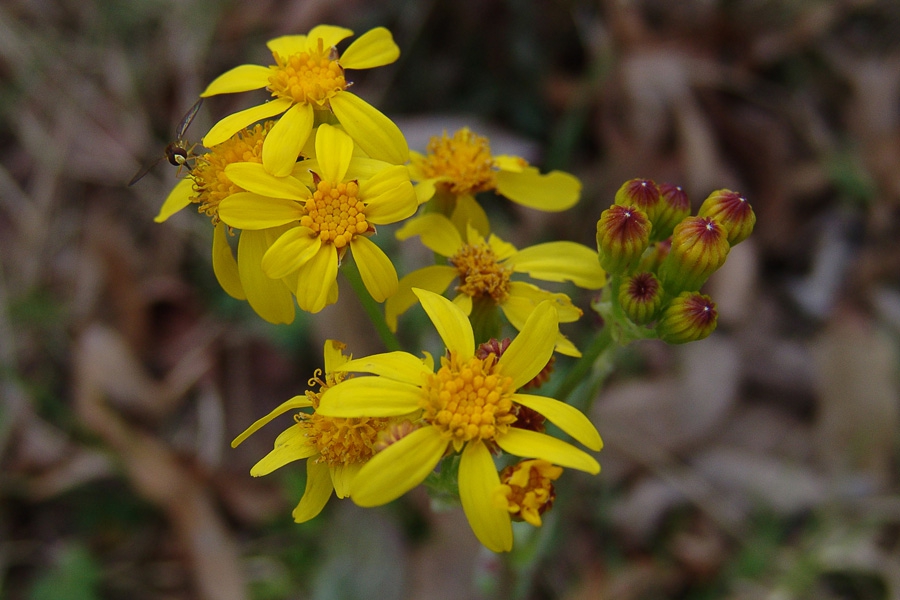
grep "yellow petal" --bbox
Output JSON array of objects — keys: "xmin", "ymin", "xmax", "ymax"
[
  {"xmin": 512, "ymin": 393, "xmax": 603, "ymax": 451},
  {"xmin": 331, "ymin": 462, "xmax": 362, "ymax": 499},
  {"xmin": 155, "ymin": 177, "xmax": 193, "ymax": 222},
  {"xmin": 485, "ymin": 232, "xmax": 518, "ymax": 261},
  {"xmin": 497, "ymin": 428, "xmax": 600, "ymax": 474},
  {"xmin": 261, "ymin": 226, "xmax": 320, "ymax": 279},
  {"xmin": 263, "ymin": 103, "xmax": 315, "ymax": 177},
  {"xmin": 450, "ymin": 194, "xmax": 490, "ymax": 236},
  {"xmin": 218, "ymin": 192, "xmax": 304, "ymax": 230},
  {"xmin": 344, "ymin": 156, "xmax": 395, "ymax": 181},
  {"xmin": 493, "ymin": 154, "xmax": 529, "ymax": 172},
  {"xmin": 202, "ymin": 98, "xmax": 293, "ymax": 148},
  {"xmin": 350, "ymin": 236, "xmax": 397, "ymax": 302},
  {"xmin": 212, "ymin": 222, "xmax": 246, "ymax": 300},
  {"xmin": 266, "ymin": 34, "xmax": 307, "ymax": 57},
  {"xmin": 340, "ymin": 27, "xmax": 400, "ymax": 70},
  {"xmin": 385, "ymin": 265, "xmax": 457, "ymax": 331},
  {"xmin": 293, "ymin": 459, "xmax": 333, "ymax": 523},
  {"xmin": 497, "ymin": 301, "xmax": 558, "ymax": 389},
  {"xmin": 507, "ymin": 282, "xmax": 581, "ymax": 322},
  {"xmin": 200, "ymin": 64, "xmax": 270, "ymax": 97},
  {"xmin": 351, "ymin": 426, "xmax": 447, "ymax": 506},
  {"xmin": 360, "ymin": 166, "xmax": 417, "ymax": 225},
  {"xmin": 250, "ymin": 425, "xmax": 318, "ymax": 476},
  {"xmin": 317, "ymin": 377, "xmax": 422, "ymax": 417},
  {"xmin": 395, "ymin": 213, "xmax": 463, "ymax": 257},
  {"xmin": 330, "ymin": 92, "xmax": 409, "ymax": 164},
  {"xmin": 459, "ymin": 441, "xmax": 513, "ymax": 552},
  {"xmin": 499, "ymin": 294, "xmax": 581, "ymax": 357},
  {"xmin": 414, "ymin": 179, "xmax": 437, "ymax": 205},
  {"xmin": 231, "ymin": 394, "xmax": 312, "ymax": 447},
  {"xmin": 322, "ymin": 339, "xmax": 351, "ymax": 373},
  {"xmin": 305, "ymin": 25, "xmax": 354, "ymax": 52},
  {"xmin": 238, "ymin": 229, "xmax": 296, "ymax": 324},
  {"xmin": 224, "ymin": 162, "xmax": 310, "ymax": 201},
  {"xmin": 295, "ymin": 244, "xmax": 338, "ymax": 313},
  {"xmin": 495, "ymin": 168, "xmax": 581, "ymax": 212},
  {"xmin": 336, "ymin": 351, "xmax": 431, "ymax": 385},
  {"xmin": 452, "ymin": 293, "xmax": 473, "ymax": 315},
  {"xmin": 413, "ymin": 288, "xmax": 475, "ymax": 360},
  {"xmin": 314, "ymin": 123, "xmax": 354, "ymax": 183},
  {"xmin": 505, "ymin": 241, "xmax": 606, "ymax": 289}
]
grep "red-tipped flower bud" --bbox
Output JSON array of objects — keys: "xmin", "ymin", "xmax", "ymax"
[
  {"xmin": 596, "ymin": 204, "xmax": 652, "ymax": 275},
  {"xmin": 637, "ymin": 239, "xmax": 672, "ymax": 273},
  {"xmin": 697, "ymin": 189, "xmax": 756, "ymax": 245},
  {"xmin": 615, "ymin": 178, "xmax": 661, "ymax": 223},
  {"xmin": 658, "ymin": 216, "xmax": 730, "ymax": 292},
  {"xmin": 656, "ymin": 292, "xmax": 718, "ymax": 344},
  {"xmin": 618, "ymin": 272, "xmax": 663, "ymax": 325},
  {"xmin": 651, "ymin": 183, "xmax": 691, "ymax": 241}
]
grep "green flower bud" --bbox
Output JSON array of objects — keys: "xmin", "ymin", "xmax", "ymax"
[
  {"xmin": 618, "ymin": 272, "xmax": 663, "ymax": 325},
  {"xmin": 656, "ymin": 292, "xmax": 718, "ymax": 344},
  {"xmin": 637, "ymin": 239, "xmax": 671, "ymax": 273},
  {"xmin": 697, "ymin": 189, "xmax": 755, "ymax": 245},
  {"xmin": 651, "ymin": 183, "xmax": 690, "ymax": 241},
  {"xmin": 596, "ymin": 204, "xmax": 652, "ymax": 275},
  {"xmin": 658, "ymin": 216, "xmax": 730, "ymax": 292},
  {"xmin": 615, "ymin": 178, "xmax": 661, "ymax": 223}
]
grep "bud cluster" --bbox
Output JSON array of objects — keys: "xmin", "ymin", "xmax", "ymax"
[{"xmin": 595, "ymin": 179, "xmax": 755, "ymax": 343}]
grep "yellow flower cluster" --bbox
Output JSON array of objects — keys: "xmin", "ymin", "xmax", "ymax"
[{"xmin": 143, "ymin": 24, "xmax": 754, "ymax": 553}]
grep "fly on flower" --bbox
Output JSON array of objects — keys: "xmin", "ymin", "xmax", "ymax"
[{"xmin": 129, "ymin": 98, "xmax": 204, "ymax": 186}]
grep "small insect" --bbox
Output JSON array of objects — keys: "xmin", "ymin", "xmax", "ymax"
[{"xmin": 128, "ymin": 98, "xmax": 204, "ymax": 186}]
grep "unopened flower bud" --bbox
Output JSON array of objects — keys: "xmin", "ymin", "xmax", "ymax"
[
  {"xmin": 596, "ymin": 205, "xmax": 652, "ymax": 275},
  {"xmin": 656, "ymin": 292, "xmax": 718, "ymax": 344},
  {"xmin": 615, "ymin": 178, "xmax": 661, "ymax": 223},
  {"xmin": 618, "ymin": 272, "xmax": 663, "ymax": 325},
  {"xmin": 637, "ymin": 239, "xmax": 671, "ymax": 273},
  {"xmin": 652, "ymin": 183, "xmax": 690, "ymax": 241},
  {"xmin": 698, "ymin": 189, "xmax": 755, "ymax": 245},
  {"xmin": 658, "ymin": 216, "xmax": 730, "ymax": 292}
]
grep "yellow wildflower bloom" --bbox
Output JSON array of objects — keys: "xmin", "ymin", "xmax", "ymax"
[
  {"xmin": 232, "ymin": 340, "xmax": 395, "ymax": 522},
  {"xmin": 317, "ymin": 289, "xmax": 603, "ymax": 552},
  {"xmin": 215, "ymin": 124, "xmax": 417, "ymax": 313},
  {"xmin": 200, "ymin": 25, "xmax": 408, "ymax": 176},
  {"xmin": 409, "ymin": 128, "xmax": 582, "ymax": 233},
  {"xmin": 155, "ymin": 122, "xmax": 297, "ymax": 324},
  {"xmin": 385, "ymin": 214, "xmax": 606, "ymax": 355},
  {"xmin": 494, "ymin": 459, "xmax": 562, "ymax": 527}
]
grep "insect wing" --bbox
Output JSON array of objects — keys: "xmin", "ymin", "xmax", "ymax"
[
  {"xmin": 175, "ymin": 98, "xmax": 203, "ymax": 141},
  {"xmin": 128, "ymin": 155, "xmax": 165, "ymax": 186}
]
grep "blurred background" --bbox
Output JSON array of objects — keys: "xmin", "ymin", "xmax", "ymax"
[{"xmin": 2, "ymin": 0, "xmax": 899, "ymax": 598}]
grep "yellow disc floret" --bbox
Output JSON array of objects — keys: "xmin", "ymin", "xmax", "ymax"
[
  {"xmin": 421, "ymin": 352, "xmax": 516, "ymax": 451},
  {"xmin": 414, "ymin": 128, "xmax": 497, "ymax": 195},
  {"xmin": 300, "ymin": 178, "xmax": 369, "ymax": 248},
  {"xmin": 268, "ymin": 38, "xmax": 346, "ymax": 107},
  {"xmin": 450, "ymin": 242, "xmax": 513, "ymax": 303},
  {"xmin": 494, "ymin": 459, "xmax": 562, "ymax": 527},
  {"xmin": 191, "ymin": 122, "xmax": 271, "ymax": 221}
]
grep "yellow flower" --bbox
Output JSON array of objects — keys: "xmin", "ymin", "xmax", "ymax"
[
  {"xmin": 200, "ymin": 25, "xmax": 408, "ymax": 176},
  {"xmin": 494, "ymin": 459, "xmax": 562, "ymax": 527},
  {"xmin": 231, "ymin": 340, "xmax": 394, "ymax": 522},
  {"xmin": 155, "ymin": 122, "xmax": 297, "ymax": 324},
  {"xmin": 385, "ymin": 214, "xmax": 606, "ymax": 355},
  {"xmin": 215, "ymin": 124, "xmax": 417, "ymax": 313},
  {"xmin": 317, "ymin": 289, "xmax": 603, "ymax": 552},
  {"xmin": 409, "ymin": 128, "xmax": 582, "ymax": 233}
]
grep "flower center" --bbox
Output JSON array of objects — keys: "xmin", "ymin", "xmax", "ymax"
[
  {"xmin": 449, "ymin": 242, "xmax": 512, "ymax": 303},
  {"xmin": 268, "ymin": 38, "xmax": 346, "ymax": 107},
  {"xmin": 191, "ymin": 122, "xmax": 271, "ymax": 221},
  {"xmin": 494, "ymin": 459, "xmax": 562, "ymax": 527},
  {"xmin": 421, "ymin": 352, "xmax": 516, "ymax": 451},
  {"xmin": 297, "ymin": 368, "xmax": 389, "ymax": 467},
  {"xmin": 300, "ymin": 178, "xmax": 369, "ymax": 248},
  {"xmin": 414, "ymin": 128, "xmax": 497, "ymax": 195}
]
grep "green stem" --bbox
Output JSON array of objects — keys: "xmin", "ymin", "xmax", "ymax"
[
  {"xmin": 550, "ymin": 325, "xmax": 615, "ymax": 404},
  {"xmin": 342, "ymin": 258, "xmax": 402, "ymax": 352}
]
